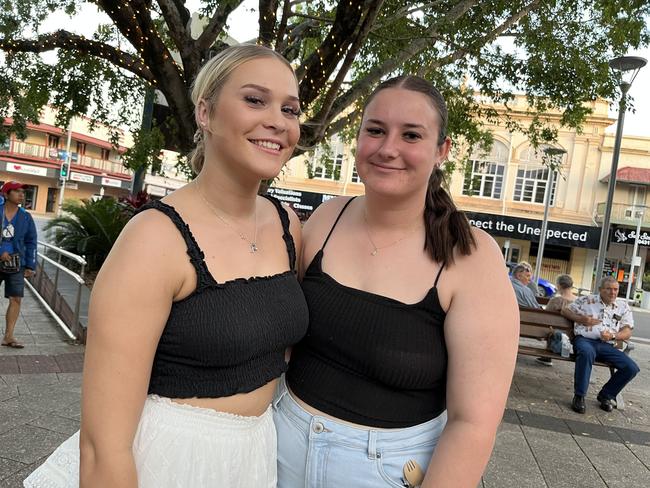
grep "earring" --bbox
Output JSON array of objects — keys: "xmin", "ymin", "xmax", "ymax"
[{"xmin": 193, "ymin": 129, "xmax": 203, "ymax": 144}]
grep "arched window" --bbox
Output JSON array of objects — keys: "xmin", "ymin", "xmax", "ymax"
[
  {"xmin": 462, "ymin": 140, "xmax": 508, "ymax": 198},
  {"xmin": 312, "ymin": 136, "xmax": 344, "ymax": 181},
  {"xmin": 514, "ymin": 145, "xmax": 559, "ymax": 205}
]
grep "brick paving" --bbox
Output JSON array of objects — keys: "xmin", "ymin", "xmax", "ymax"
[{"xmin": 0, "ymin": 290, "xmax": 649, "ymax": 487}]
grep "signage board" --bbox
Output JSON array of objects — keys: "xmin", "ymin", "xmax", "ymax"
[
  {"xmin": 5, "ymin": 162, "xmax": 48, "ymax": 177},
  {"xmin": 464, "ymin": 211, "xmax": 601, "ymax": 249},
  {"xmin": 70, "ymin": 172, "xmax": 95, "ymax": 183},
  {"xmin": 101, "ymin": 177, "xmax": 123, "ymax": 188},
  {"xmin": 266, "ymin": 187, "xmax": 337, "ymax": 220},
  {"xmin": 611, "ymin": 226, "xmax": 650, "ymax": 248}
]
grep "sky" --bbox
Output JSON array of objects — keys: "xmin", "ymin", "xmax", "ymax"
[{"xmin": 40, "ymin": 1, "xmax": 650, "ymax": 137}]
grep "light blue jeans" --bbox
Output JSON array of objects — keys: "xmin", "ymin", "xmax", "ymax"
[{"xmin": 272, "ymin": 378, "xmax": 447, "ymax": 488}]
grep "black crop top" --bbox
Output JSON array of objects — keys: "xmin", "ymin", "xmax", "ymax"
[
  {"xmin": 287, "ymin": 197, "xmax": 448, "ymax": 428},
  {"xmin": 139, "ymin": 196, "xmax": 309, "ymax": 399}
]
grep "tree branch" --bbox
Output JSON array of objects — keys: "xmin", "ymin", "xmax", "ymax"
[
  {"xmin": 291, "ymin": 13, "xmax": 335, "ymax": 23},
  {"xmin": 275, "ymin": 0, "xmax": 292, "ymax": 49},
  {"xmin": 278, "ymin": 19, "xmax": 318, "ymax": 58},
  {"xmin": 422, "ymin": 0, "xmax": 543, "ymax": 72},
  {"xmin": 324, "ymin": 108, "xmax": 361, "ymax": 139},
  {"xmin": 308, "ymin": 0, "xmax": 385, "ymax": 137},
  {"xmin": 259, "ymin": 0, "xmax": 280, "ymax": 47},
  {"xmin": 371, "ymin": 0, "xmax": 448, "ymax": 32},
  {"xmin": 322, "ymin": 0, "xmax": 480, "ymax": 128},
  {"xmin": 196, "ymin": 0, "xmax": 245, "ymax": 52},
  {"xmin": 96, "ymin": 1, "xmax": 148, "ymax": 51},
  {"xmin": 155, "ymin": 0, "xmax": 192, "ymax": 52},
  {"xmin": 170, "ymin": 0, "xmax": 192, "ymax": 26},
  {"xmin": 0, "ymin": 31, "xmax": 156, "ymax": 83},
  {"xmin": 297, "ymin": 0, "xmax": 371, "ymax": 104}
]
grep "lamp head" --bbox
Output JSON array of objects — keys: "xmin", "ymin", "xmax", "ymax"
[{"xmin": 609, "ymin": 56, "xmax": 647, "ymax": 91}]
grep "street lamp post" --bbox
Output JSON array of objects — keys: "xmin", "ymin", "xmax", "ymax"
[
  {"xmin": 533, "ymin": 147, "xmax": 566, "ymax": 291},
  {"xmin": 625, "ymin": 205, "xmax": 645, "ymax": 302},
  {"xmin": 594, "ymin": 56, "xmax": 647, "ymax": 291}
]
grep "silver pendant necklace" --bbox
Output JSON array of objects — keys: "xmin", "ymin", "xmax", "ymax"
[
  {"xmin": 196, "ymin": 185, "xmax": 259, "ymax": 253},
  {"xmin": 363, "ymin": 212, "xmax": 420, "ymax": 256}
]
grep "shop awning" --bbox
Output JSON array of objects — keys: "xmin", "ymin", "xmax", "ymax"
[{"xmin": 601, "ymin": 166, "xmax": 650, "ymax": 185}]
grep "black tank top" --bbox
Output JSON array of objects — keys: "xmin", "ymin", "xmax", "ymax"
[
  {"xmin": 139, "ymin": 196, "xmax": 309, "ymax": 398},
  {"xmin": 287, "ymin": 197, "xmax": 447, "ymax": 428}
]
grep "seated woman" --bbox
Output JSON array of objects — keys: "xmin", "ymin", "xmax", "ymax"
[{"xmin": 546, "ymin": 274, "xmax": 577, "ymax": 312}]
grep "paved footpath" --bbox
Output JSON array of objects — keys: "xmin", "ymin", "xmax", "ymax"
[{"xmin": 0, "ymin": 290, "xmax": 649, "ymax": 487}]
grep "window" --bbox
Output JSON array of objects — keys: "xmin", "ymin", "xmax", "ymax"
[
  {"xmin": 513, "ymin": 165, "xmax": 558, "ymax": 204},
  {"xmin": 312, "ymin": 137, "xmax": 344, "ymax": 181},
  {"xmin": 76, "ymin": 142, "xmax": 87, "ymax": 156},
  {"xmin": 101, "ymin": 148, "xmax": 110, "ymax": 160},
  {"xmin": 351, "ymin": 165, "xmax": 361, "ymax": 183},
  {"xmin": 513, "ymin": 146, "xmax": 560, "ymax": 205},
  {"xmin": 462, "ymin": 140, "xmax": 508, "ymax": 199},
  {"xmin": 47, "ymin": 134, "xmax": 60, "ymax": 148}
]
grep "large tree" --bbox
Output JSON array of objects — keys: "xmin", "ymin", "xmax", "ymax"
[{"xmin": 1, "ymin": 0, "xmax": 648, "ymax": 177}]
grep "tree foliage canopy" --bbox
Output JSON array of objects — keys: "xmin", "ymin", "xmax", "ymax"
[{"xmin": 1, "ymin": 0, "xmax": 648, "ymax": 174}]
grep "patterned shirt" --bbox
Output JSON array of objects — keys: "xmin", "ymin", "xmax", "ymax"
[{"xmin": 567, "ymin": 294, "xmax": 634, "ymax": 341}]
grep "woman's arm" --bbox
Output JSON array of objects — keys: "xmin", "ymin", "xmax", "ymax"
[
  {"xmin": 79, "ymin": 211, "xmax": 183, "ymax": 488},
  {"xmin": 423, "ymin": 230, "xmax": 519, "ymax": 487}
]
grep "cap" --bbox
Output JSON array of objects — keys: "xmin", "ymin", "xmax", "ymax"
[{"xmin": 1, "ymin": 181, "xmax": 26, "ymax": 194}]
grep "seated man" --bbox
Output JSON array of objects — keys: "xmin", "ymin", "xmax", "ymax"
[
  {"xmin": 510, "ymin": 262, "xmax": 553, "ymax": 366},
  {"xmin": 562, "ymin": 276, "xmax": 640, "ymax": 414},
  {"xmin": 510, "ymin": 262, "xmax": 541, "ymax": 309}
]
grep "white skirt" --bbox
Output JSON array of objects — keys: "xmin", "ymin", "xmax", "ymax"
[{"xmin": 24, "ymin": 395, "xmax": 277, "ymax": 488}]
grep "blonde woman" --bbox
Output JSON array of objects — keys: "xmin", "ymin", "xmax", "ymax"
[{"xmin": 25, "ymin": 44, "xmax": 308, "ymax": 488}]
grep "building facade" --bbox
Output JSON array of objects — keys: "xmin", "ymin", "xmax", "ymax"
[
  {"xmin": 275, "ymin": 96, "xmax": 650, "ymax": 294},
  {"xmin": 1, "ymin": 107, "xmax": 133, "ymax": 213},
  {"xmin": 1, "ymin": 107, "xmax": 191, "ymax": 213}
]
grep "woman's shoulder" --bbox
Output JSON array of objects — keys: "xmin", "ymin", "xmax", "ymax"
[
  {"xmin": 305, "ymin": 196, "xmax": 356, "ymax": 228},
  {"xmin": 118, "ymin": 202, "xmax": 188, "ymax": 253}
]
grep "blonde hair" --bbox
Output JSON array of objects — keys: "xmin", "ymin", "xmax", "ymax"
[{"xmin": 189, "ymin": 44, "xmax": 296, "ymax": 174}]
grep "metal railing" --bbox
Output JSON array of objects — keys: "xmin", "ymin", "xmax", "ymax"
[
  {"xmin": 29, "ymin": 241, "xmax": 87, "ymax": 340},
  {"xmin": 3, "ymin": 139, "xmax": 131, "ymax": 176},
  {"xmin": 595, "ymin": 202, "xmax": 650, "ymax": 226}
]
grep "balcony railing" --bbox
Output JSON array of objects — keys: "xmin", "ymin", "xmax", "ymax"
[
  {"xmin": 2, "ymin": 139, "xmax": 131, "ymax": 176},
  {"xmin": 595, "ymin": 202, "xmax": 650, "ymax": 226}
]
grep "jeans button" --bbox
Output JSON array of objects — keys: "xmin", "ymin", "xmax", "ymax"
[{"xmin": 313, "ymin": 422, "xmax": 324, "ymax": 434}]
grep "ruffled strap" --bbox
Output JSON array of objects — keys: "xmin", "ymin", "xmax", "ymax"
[
  {"xmin": 261, "ymin": 195, "xmax": 297, "ymax": 271},
  {"xmin": 137, "ymin": 200, "xmax": 216, "ymax": 290}
]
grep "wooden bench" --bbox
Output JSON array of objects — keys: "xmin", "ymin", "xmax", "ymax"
[{"xmin": 518, "ymin": 307, "xmax": 629, "ymax": 409}]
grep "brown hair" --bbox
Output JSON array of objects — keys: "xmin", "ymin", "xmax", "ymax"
[
  {"xmin": 188, "ymin": 44, "xmax": 296, "ymax": 174},
  {"xmin": 362, "ymin": 75, "xmax": 476, "ymax": 266}
]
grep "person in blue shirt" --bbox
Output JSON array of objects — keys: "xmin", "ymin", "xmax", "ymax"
[{"xmin": 0, "ymin": 181, "xmax": 37, "ymax": 348}]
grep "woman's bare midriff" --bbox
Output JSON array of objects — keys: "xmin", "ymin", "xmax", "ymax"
[
  {"xmin": 171, "ymin": 379, "xmax": 277, "ymax": 417},
  {"xmin": 288, "ymin": 386, "xmax": 399, "ymax": 431}
]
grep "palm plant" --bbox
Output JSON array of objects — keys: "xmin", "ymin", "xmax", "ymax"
[{"xmin": 44, "ymin": 198, "xmax": 132, "ymax": 272}]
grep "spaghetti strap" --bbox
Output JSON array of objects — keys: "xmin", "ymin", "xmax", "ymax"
[
  {"xmin": 433, "ymin": 265, "xmax": 444, "ymax": 288},
  {"xmin": 261, "ymin": 195, "xmax": 297, "ymax": 271},
  {"xmin": 321, "ymin": 197, "xmax": 357, "ymax": 251},
  {"xmin": 137, "ymin": 200, "xmax": 216, "ymax": 289}
]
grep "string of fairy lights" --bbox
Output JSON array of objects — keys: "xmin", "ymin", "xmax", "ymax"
[{"xmin": 0, "ymin": 0, "xmax": 366, "ymax": 129}]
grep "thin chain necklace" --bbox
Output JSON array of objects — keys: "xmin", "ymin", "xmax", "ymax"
[
  {"xmin": 196, "ymin": 184, "xmax": 259, "ymax": 253},
  {"xmin": 363, "ymin": 212, "xmax": 420, "ymax": 256}
]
